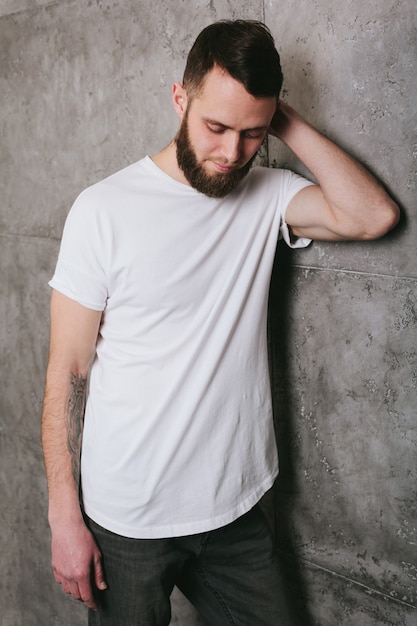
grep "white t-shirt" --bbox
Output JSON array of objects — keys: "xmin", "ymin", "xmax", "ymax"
[{"xmin": 50, "ymin": 157, "xmax": 313, "ymax": 538}]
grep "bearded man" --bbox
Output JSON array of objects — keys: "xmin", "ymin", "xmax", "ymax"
[{"xmin": 42, "ymin": 20, "xmax": 399, "ymax": 626}]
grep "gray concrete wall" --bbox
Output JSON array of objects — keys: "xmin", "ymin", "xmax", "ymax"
[{"xmin": 0, "ymin": 1, "xmax": 415, "ymax": 625}]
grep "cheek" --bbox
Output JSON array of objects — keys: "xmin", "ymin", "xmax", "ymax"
[
  {"xmin": 193, "ymin": 131, "xmax": 220, "ymax": 160},
  {"xmin": 200, "ymin": 127, "xmax": 220, "ymax": 149}
]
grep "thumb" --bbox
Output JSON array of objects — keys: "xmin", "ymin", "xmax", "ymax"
[{"xmin": 93, "ymin": 554, "xmax": 108, "ymax": 590}]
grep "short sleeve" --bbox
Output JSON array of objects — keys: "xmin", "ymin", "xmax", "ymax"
[
  {"xmin": 49, "ymin": 189, "xmax": 109, "ymax": 311},
  {"xmin": 278, "ymin": 170, "xmax": 315, "ymax": 249}
]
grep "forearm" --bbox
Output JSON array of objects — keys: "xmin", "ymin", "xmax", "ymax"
[
  {"xmin": 42, "ymin": 367, "xmax": 88, "ymax": 526},
  {"xmin": 42, "ymin": 291, "xmax": 102, "ymax": 524},
  {"xmin": 270, "ymin": 102, "xmax": 399, "ymax": 239},
  {"xmin": 41, "ymin": 291, "xmax": 105, "ymax": 608}
]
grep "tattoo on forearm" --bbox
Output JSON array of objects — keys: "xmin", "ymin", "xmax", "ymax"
[{"xmin": 66, "ymin": 373, "xmax": 87, "ymax": 487}]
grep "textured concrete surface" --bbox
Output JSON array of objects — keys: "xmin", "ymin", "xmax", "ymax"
[
  {"xmin": 280, "ymin": 555, "xmax": 417, "ymax": 626},
  {"xmin": 267, "ymin": 1, "xmax": 416, "ymax": 279},
  {"xmin": 1, "ymin": 0, "xmax": 416, "ymax": 624},
  {"xmin": 269, "ymin": 256, "xmax": 417, "ymax": 624},
  {"xmin": 266, "ymin": 5, "xmax": 417, "ymax": 622}
]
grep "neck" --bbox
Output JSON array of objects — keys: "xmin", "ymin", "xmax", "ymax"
[{"xmin": 151, "ymin": 141, "xmax": 189, "ymax": 186}]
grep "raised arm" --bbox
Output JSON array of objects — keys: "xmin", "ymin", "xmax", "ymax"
[
  {"xmin": 42, "ymin": 289, "xmax": 106, "ymax": 610},
  {"xmin": 269, "ymin": 100, "xmax": 400, "ymax": 241}
]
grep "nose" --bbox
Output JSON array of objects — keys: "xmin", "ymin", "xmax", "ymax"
[{"xmin": 221, "ymin": 132, "xmax": 242, "ymax": 164}]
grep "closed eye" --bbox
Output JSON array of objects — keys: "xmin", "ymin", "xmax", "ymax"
[
  {"xmin": 207, "ymin": 124, "xmax": 226, "ymax": 134},
  {"xmin": 207, "ymin": 125, "xmax": 265, "ymax": 140},
  {"xmin": 243, "ymin": 130, "xmax": 265, "ymax": 139},
  {"xmin": 205, "ymin": 120, "xmax": 267, "ymax": 139}
]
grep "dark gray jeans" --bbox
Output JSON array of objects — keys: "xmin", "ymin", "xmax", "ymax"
[{"xmin": 87, "ymin": 505, "xmax": 291, "ymax": 626}]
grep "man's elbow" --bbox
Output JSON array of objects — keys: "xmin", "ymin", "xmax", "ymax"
[{"xmin": 362, "ymin": 199, "xmax": 400, "ymax": 240}]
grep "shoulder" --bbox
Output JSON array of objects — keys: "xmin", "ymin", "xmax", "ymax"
[
  {"xmin": 247, "ymin": 165, "xmax": 289, "ymax": 184},
  {"xmin": 67, "ymin": 158, "xmax": 149, "ymax": 223},
  {"xmin": 245, "ymin": 166, "xmax": 313, "ymax": 190},
  {"xmin": 77, "ymin": 158, "xmax": 147, "ymax": 202},
  {"xmin": 241, "ymin": 166, "xmax": 315, "ymax": 204}
]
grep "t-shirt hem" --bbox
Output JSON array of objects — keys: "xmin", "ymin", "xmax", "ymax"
[{"xmin": 83, "ymin": 471, "xmax": 278, "ymax": 539}]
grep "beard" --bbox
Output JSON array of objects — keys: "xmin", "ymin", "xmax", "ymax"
[{"xmin": 175, "ymin": 112, "xmax": 257, "ymax": 198}]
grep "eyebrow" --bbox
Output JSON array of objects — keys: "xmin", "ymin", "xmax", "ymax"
[{"xmin": 202, "ymin": 117, "xmax": 269, "ymax": 132}]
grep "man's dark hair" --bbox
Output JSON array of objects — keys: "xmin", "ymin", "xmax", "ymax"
[{"xmin": 183, "ymin": 20, "xmax": 283, "ymax": 99}]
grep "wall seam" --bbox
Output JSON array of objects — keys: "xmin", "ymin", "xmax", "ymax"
[
  {"xmin": 280, "ymin": 551, "xmax": 417, "ymax": 610},
  {"xmin": 291, "ymin": 263, "xmax": 417, "ymax": 282},
  {"xmin": 0, "ymin": 232, "xmax": 61, "ymax": 242},
  {"xmin": 0, "ymin": 0, "xmax": 64, "ymax": 19}
]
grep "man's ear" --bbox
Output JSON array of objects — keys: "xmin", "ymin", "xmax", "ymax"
[{"xmin": 172, "ymin": 82, "xmax": 188, "ymax": 118}]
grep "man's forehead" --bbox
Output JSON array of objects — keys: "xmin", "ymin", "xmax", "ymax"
[
  {"xmin": 187, "ymin": 67, "xmax": 276, "ymax": 128},
  {"xmin": 194, "ymin": 65, "xmax": 247, "ymax": 98}
]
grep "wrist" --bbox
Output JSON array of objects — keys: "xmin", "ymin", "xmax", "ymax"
[{"xmin": 48, "ymin": 487, "xmax": 83, "ymax": 528}]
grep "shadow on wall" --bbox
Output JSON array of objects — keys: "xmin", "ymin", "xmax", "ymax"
[{"xmin": 268, "ymin": 242, "xmax": 314, "ymax": 626}]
